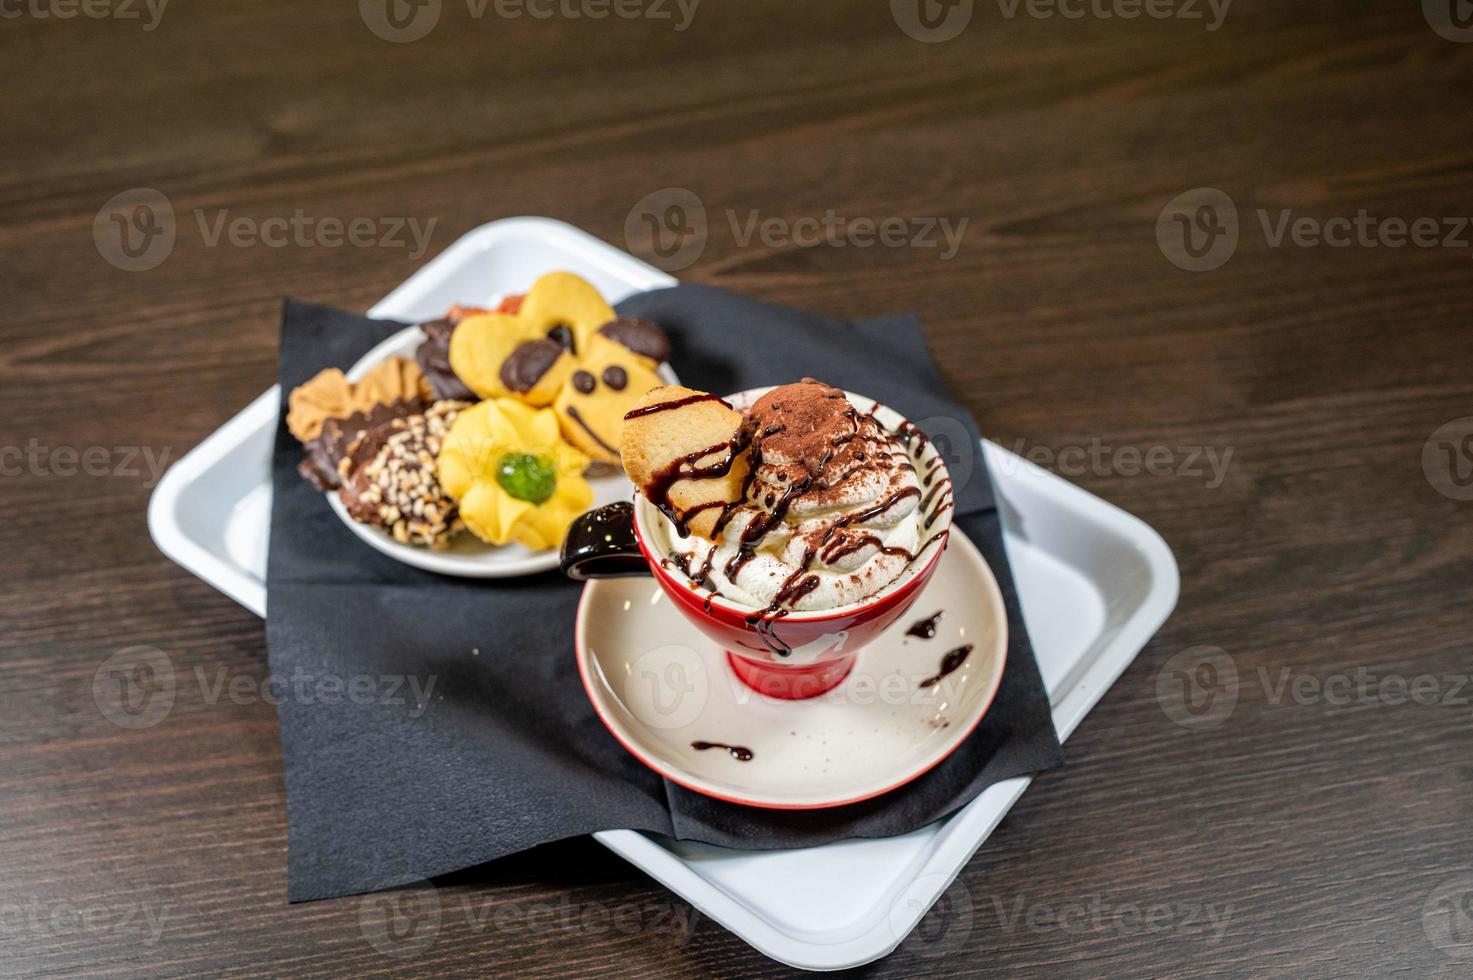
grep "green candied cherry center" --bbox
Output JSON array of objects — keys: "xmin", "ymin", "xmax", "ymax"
[{"xmin": 496, "ymin": 452, "xmax": 557, "ymax": 504}]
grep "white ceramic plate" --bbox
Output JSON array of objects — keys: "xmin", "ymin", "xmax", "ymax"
[
  {"xmin": 326, "ymin": 324, "xmax": 676, "ymax": 578},
  {"xmin": 575, "ymin": 528, "xmax": 1007, "ymax": 809}
]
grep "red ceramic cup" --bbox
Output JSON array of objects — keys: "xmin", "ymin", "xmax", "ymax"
[{"xmin": 562, "ymin": 388, "xmax": 954, "ymax": 700}]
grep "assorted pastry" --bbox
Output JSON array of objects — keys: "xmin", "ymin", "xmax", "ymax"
[{"xmin": 286, "ymin": 272, "xmax": 671, "ymax": 551}]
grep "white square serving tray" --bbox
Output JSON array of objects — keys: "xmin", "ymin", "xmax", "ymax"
[{"xmin": 147, "ymin": 218, "xmax": 1179, "ymax": 971}]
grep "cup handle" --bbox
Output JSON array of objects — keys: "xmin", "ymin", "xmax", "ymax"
[{"xmin": 560, "ymin": 502, "xmax": 650, "ymax": 580}]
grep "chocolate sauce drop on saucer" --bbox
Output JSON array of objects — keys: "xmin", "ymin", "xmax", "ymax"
[
  {"xmin": 919, "ymin": 645, "xmax": 973, "ymax": 688},
  {"xmin": 690, "ymin": 741, "xmax": 753, "ymax": 762},
  {"xmin": 906, "ymin": 610, "xmax": 944, "ymax": 640}
]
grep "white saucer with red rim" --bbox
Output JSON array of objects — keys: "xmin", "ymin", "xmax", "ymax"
[{"xmin": 574, "ymin": 528, "xmax": 1008, "ymax": 809}]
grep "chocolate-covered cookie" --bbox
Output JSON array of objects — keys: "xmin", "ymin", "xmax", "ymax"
[
  {"xmin": 338, "ymin": 401, "xmax": 466, "ymax": 549},
  {"xmin": 415, "ymin": 309, "xmax": 483, "ymax": 403},
  {"xmin": 597, "ymin": 317, "xmax": 670, "ymax": 365},
  {"xmin": 297, "ymin": 396, "xmax": 429, "ymax": 491},
  {"xmin": 499, "ymin": 338, "xmax": 572, "ymax": 406}
]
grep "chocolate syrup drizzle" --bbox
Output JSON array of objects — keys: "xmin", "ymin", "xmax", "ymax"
[
  {"xmin": 645, "ymin": 437, "xmax": 748, "ymax": 538},
  {"xmin": 623, "ymin": 392, "xmax": 731, "ymax": 419},
  {"xmin": 655, "ymin": 384, "xmax": 956, "ymax": 658},
  {"xmin": 919, "ymin": 645, "xmax": 973, "ymax": 688},
  {"xmin": 690, "ymin": 740, "xmax": 753, "ymax": 762},
  {"xmin": 920, "ymin": 478, "xmax": 952, "ymax": 515},
  {"xmin": 564, "ymin": 404, "xmax": 619, "ymax": 457}
]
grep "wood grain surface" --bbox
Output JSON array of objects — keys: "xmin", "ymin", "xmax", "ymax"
[{"xmin": 4, "ymin": 0, "xmax": 1473, "ymax": 976}]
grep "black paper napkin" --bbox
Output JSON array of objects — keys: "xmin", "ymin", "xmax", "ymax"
[{"xmin": 267, "ymin": 285, "xmax": 1064, "ymax": 903}]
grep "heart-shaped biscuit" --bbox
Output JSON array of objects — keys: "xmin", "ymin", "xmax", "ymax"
[
  {"xmin": 445, "ymin": 272, "xmax": 669, "ymax": 466},
  {"xmin": 448, "ymin": 272, "xmax": 617, "ymax": 400}
]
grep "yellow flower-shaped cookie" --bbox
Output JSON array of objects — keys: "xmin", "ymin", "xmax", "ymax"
[{"xmin": 438, "ymin": 398, "xmax": 593, "ymax": 550}]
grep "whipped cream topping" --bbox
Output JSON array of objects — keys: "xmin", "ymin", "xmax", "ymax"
[{"xmin": 664, "ymin": 380, "xmax": 933, "ymax": 613}]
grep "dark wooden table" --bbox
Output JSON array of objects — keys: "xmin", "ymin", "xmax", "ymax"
[{"xmin": 5, "ymin": 1, "xmax": 1473, "ymax": 975}]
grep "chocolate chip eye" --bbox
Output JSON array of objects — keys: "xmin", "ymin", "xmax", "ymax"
[
  {"xmin": 572, "ymin": 370, "xmax": 596, "ymax": 394},
  {"xmin": 547, "ymin": 324, "xmax": 575, "ymax": 354},
  {"xmin": 602, "ymin": 366, "xmax": 628, "ymax": 391}
]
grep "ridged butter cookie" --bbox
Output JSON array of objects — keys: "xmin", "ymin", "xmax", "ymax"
[{"xmin": 620, "ymin": 386, "xmax": 751, "ymax": 540}]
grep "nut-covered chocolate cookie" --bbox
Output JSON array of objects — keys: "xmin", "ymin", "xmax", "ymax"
[
  {"xmin": 297, "ymin": 396, "xmax": 431, "ymax": 491},
  {"xmin": 337, "ymin": 401, "xmax": 467, "ymax": 549}
]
